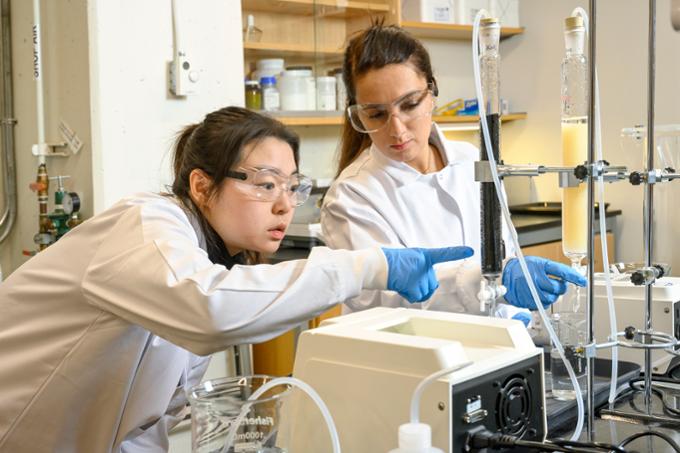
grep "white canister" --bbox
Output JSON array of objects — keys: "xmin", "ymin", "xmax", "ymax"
[
  {"xmin": 253, "ymin": 58, "xmax": 284, "ymax": 83},
  {"xmin": 333, "ymin": 71, "xmax": 347, "ymax": 111},
  {"xmin": 284, "ymin": 67, "xmax": 316, "ymax": 110},
  {"xmin": 278, "ymin": 70, "xmax": 309, "ymax": 111},
  {"xmin": 316, "ymin": 77, "xmax": 336, "ymax": 111},
  {"xmin": 306, "ymin": 78, "xmax": 316, "ymax": 110}
]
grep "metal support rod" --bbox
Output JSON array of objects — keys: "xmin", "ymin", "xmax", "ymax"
[
  {"xmin": 0, "ymin": 0, "xmax": 17, "ymax": 244},
  {"xmin": 643, "ymin": 0, "xmax": 657, "ymax": 411},
  {"xmin": 233, "ymin": 344, "xmax": 253, "ymax": 376},
  {"xmin": 586, "ymin": 0, "xmax": 597, "ymax": 438}
]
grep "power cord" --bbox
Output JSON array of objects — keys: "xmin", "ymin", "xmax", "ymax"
[
  {"xmin": 466, "ymin": 430, "xmax": 626, "ymax": 453},
  {"xmin": 617, "ymin": 430, "xmax": 680, "ymax": 452},
  {"xmin": 613, "ymin": 377, "xmax": 680, "ymax": 418}
]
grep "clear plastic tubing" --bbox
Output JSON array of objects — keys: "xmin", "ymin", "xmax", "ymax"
[
  {"xmin": 472, "ymin": 10, "xmax": 585, "ymax": 441},
  {"xmin": 222, "ymin": 376, "xmax": 341, "ymax": 453}
]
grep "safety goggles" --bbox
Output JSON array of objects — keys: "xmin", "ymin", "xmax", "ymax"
[
  {"xmin": 226, "ymin": 167, "xmax": 312, "ymax": 207},
  {"xmin": 346, "ymin": 86, "xmax": 436, "ymax": 134}
]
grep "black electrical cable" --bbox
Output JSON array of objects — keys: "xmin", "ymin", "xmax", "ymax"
[
  {"xmin": 668, "ymin": 360, "xmax": 680, "ymax": 380},
  {"xmin": 616, "ymin": 430, "xmax": 680, "ymax": 452},
  {"xmin": 514, "ymin": 439, "xmax": 614, "ymax": 453},
  {"xmin": 467, "ymin": 430, "xmax": 628, "ymax": 453},
  {"xmin": 607, "ymin": 376, "xmax": 680, "ymax": 419},
  {"xmin": 551, "ymin": 438, "xmax": 627, "ymax": 453},
  {"xmin": 629, "ymin": 378, "xmax": 680, "ymax": 417}
]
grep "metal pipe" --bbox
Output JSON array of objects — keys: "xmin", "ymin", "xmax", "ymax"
[
  {"xmin": 643, "ymin": 0, "xmax": 657, "ymax": 411},
  {"xmin": 0, "ymin": 0, "xmax": 17, "ymax": 244},
  {"xmin": 586, "ymin": 0, "xmax": 597, "ymax": 438},
  {"xmin": 32, "ymin": 0, "xmax": 45, "ymax": 163}
]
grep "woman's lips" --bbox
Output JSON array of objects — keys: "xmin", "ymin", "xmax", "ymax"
[
  {"xmin": 268, "ymin": 227, "xmax": 286, "ymax": 240},
  {"xmin": 390, "ymin": 140, "xmax": 412, "ymax": 151}
]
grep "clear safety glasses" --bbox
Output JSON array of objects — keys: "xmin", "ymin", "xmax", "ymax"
[
  {"xmin": 226, "ymin": 167, "xmax": 312, "ymax": 206},
  {"xmin": 346, "ymin": 86, "xmax": 436, "ymax": 134}
]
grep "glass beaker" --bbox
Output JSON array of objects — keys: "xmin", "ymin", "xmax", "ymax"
[
  {"xmin": 550, "ymin": 284, "xmax": 587, "ymax": 400},
  {"xmin": 187, "ymin": 375, "xmax": 291, "ymax": 453}
]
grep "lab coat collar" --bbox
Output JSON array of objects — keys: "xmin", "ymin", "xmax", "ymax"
[{"xmin": 367, "ymin": 123, "xmax": 465, "ymax": 187}]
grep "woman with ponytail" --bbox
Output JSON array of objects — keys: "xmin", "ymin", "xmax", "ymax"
[
  {"xmin": 0, "ymin": 106, "xmax": 473, "ymax": 452},
  {"xmin": 321, "ymin": 23, "xmax": 585, "ymax": 324}
]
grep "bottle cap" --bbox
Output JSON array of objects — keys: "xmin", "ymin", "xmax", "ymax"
[
  {"xmin": 398, "ymin": 423, "xmax": 432, "ymax": 449},
  {"xmin": 480, "ymin": 17, "xmax": 500, "ymax": 27},
  {"xmin": 260, "ymin": 76, "xmax": 276, "ymax": 85},
  {"xmin": 565, "ymin": 16, "xmax": 585, "ymax": 31}
]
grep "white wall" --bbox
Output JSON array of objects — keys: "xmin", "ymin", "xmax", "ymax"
[
  {"xmin": 0, "ymin": 0, "xmax": 244, "ymax": 275},
  {"xmin": 88, "ymin": 0, "xmax": 244, "ymax": 210}
]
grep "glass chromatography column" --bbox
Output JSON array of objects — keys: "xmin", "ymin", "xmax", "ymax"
[
  {"xmin": 478, "ymin": 17, "xmax": 504, "ymax": 315},
  {"xmin": 552, "ymin": 15, "xmax": 588, "ymax": 400}
]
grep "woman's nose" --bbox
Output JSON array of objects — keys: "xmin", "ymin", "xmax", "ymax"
[
  {"xmin": 388, "ymin": 111, "xmax": 408, "ymax": 139},
  {"xmin": 272, "ymin": 189, "xmax": 293, "ymax": 214}
]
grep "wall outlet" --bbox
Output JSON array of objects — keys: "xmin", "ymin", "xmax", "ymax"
[{"xmin": 169, "ymin": 51, "xmax": 199, "ymax": 96}]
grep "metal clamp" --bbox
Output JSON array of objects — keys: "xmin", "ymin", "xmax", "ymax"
[
  {"xmin": 629, "ymin": 168, "xmax": 680, "ymax": 185},
  {"xmin": 31, "ymin": 142, "xmax": 69, "ymax": 157},
  {"xmin": 617, "ymin": 328, "xmax": 678, "ymax": 350},
  {"xmin": 630, "ymin": 265, "xmax": 666, "ymax": 286},
  {"xmin": 584, "ymin": 341, "xmax": 600, "ymax": 358}
]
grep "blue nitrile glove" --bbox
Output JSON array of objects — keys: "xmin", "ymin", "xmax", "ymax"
[
  {"xmin": 512, "ymin": 311, "xmax": 532, "ymax": 327},
  {"xmin": 503, "ymin": 256, "xmax": 587, "ymax": 310},
  {"xmin": 382, "ymin": 246, "xmax": 474, "ymax": 303}
]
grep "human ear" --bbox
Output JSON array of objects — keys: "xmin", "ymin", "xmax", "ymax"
[{"xmin": 188, "ymin": 169, "xmax": 213, "ymax": 209}]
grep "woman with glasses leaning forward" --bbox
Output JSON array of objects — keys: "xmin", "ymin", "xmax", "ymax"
[
  {"xmin": 321, "ymin": 23, "xmax": 586, "ymax": 331},
  {"xmin": 0, "ymin": 106, "xmax": 474, "ymax": 452}
]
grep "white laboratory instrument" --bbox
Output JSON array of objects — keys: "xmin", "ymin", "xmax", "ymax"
[
  {"xmin": 594, "ymin": 275, "xmax": 680, "ymax": 375},
  {"xmin": 285, "ymin": 307, "xmax": 547, "ymax": 452}
]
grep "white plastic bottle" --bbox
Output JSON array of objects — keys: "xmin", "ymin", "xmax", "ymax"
[
  {"xmin": 316, "ymin": 76, "xmax": 336, "ymax": 111},
  {"xmin": 388, "ymin": 423, "xmax": 444, "ymax": 453},
  {"xmin": 260, "ymin": 76, "xmax": 280, "ymax": 111}
]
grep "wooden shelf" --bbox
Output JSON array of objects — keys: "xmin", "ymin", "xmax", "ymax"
[
  {"xmin": 267, "ymin": 111, "xmax": 526, "ymax": 127},
  {"xmin": 244, "ymin": 42, "xmax": 344, "ymax": 60},
  {"xmin": 243, "ymin": 0, "xmax": 390, "ymax": 18},
  {"xmin": 401, "ymin": 21, "xmax": 524, "ymax": 41},
  {"xmin": 434, "ymin": 112, "xmax": 527, "ymax": 123}
]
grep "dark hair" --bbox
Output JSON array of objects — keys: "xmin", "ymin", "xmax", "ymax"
[
  {"xmin": 171, "ymin": 106, "xmax": 300, "ymax": 265},
  {"xmin": 337, "ymin": 21, "xmax": 438, "ymax": 176}
]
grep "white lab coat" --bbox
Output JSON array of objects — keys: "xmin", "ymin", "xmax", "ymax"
[
  {"xmin": 0, "ymin": 192, "xmax": 387, "ymax": 453},
  {"xmin": 321, "ymin": 124, "xmax": 529, "ymax": 320}
]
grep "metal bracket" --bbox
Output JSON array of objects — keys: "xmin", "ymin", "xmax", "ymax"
[
  {"xmin": 31, "ymin": 142, "xmax": 69, "ymax": 157},
  {"xmin": 584, "ymin": 342, "xmax": 599, "ymax": 358},
  {"xmin": 558, "ymin": 171, "xmax": 582, "ymax": 188},
  {"xmin": 474, "ymin": 161, "xmax": 495, "ymax": 182}
]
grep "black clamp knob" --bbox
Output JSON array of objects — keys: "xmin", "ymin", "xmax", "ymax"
[
  {"xmin": 630, "ymin": 270, "xmax": 645, "ymax": 285},
  {"xmin": 574, "ymin": 165, "xmax": 588, "ymax": 180},
  {"xmin": 629, "ymin": 172, "xmax": 643, "ymax": 186},
  {"xmin": 653, "ymin": 264, "xmax": 666, "ymax": 279},
  {"xmin": 624, "ymin": 326, "xmax": 637, "ymax": 340}
]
